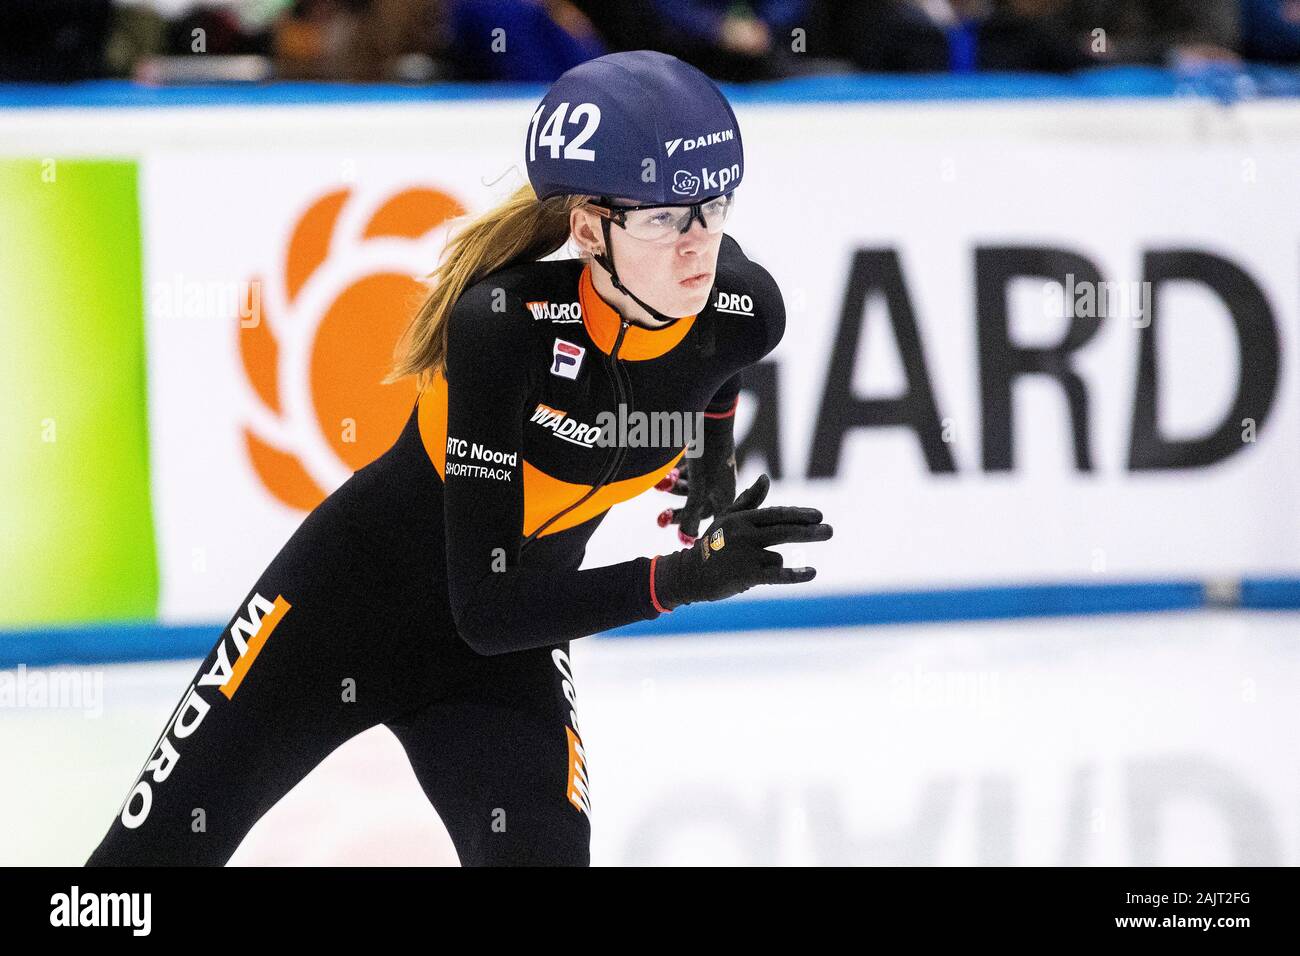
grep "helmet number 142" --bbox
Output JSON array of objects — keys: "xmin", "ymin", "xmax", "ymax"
[{"xmin": 528, "ymin": 102, "xmax": 601, "ymax": 163}]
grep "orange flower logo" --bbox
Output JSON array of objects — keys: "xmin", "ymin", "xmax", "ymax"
[{"xmin": 238, "ymin": 186, "xmax": 465, "ymax": 511}]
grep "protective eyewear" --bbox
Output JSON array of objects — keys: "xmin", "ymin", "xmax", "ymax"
[{"xmin": 590, "ymin": 191, "xmax": 735, "ymax": 244}]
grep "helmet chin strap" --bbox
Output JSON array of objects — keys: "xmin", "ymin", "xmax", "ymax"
[{"xmin": 592, "ymin": 216, "xmax": 679, "ymax": 326}]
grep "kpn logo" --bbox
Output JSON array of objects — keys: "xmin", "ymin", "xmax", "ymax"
[{"xmin": 238, "ymin": 186, "xmax": 465, "ymax": 511}]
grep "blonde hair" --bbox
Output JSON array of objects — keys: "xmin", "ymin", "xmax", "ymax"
[{"xmin": 385, "ymin": 184, "xmax": 594, "ymax": 390}]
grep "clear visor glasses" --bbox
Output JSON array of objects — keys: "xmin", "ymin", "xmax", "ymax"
[{"xmin": 592, "ymin": 191, "xmax": 736, "ymax": 244}]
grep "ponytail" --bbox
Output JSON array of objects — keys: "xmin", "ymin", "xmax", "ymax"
[{"xmin": 385, "ymin": 184, "xmax": 592, "ymax": 389}]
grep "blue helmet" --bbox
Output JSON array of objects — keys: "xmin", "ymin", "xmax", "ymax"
[{"xmin": 524, "ymin": 50, "xmax": 744, "ymax": 205}]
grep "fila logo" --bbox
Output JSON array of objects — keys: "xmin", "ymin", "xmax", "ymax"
[
  {"xmin": 551, "ymin": 338, "xmax": 585, "ymax": 379},
  {"xmin": 714, "ymin": 291, "xmax": 754, "ymax": 316},
  {"xmin": 526, "ymin": 299, "xmax": 583, "ymax": 323},
  {"xmin": 664, "ymin": 128, "xmax": 735, "ymax": 156}
]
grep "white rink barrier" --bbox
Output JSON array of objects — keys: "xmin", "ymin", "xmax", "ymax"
[
  {"xmin": 12, "ymin": 611, "xmax": 1297, "ymax": 866},
  {"xmin": 3, "ymin": 92, "xmax": 1300, "ymax": 641}
]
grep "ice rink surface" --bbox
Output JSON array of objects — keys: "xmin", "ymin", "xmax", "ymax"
[{"xmin": 3, "ymin": 608, "xmax": 1297, "ymax": 866}]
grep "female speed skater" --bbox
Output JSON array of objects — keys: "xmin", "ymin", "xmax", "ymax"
[{"xmin": 86, "ymin": 49, "xmax": 833, "ymax": 867}]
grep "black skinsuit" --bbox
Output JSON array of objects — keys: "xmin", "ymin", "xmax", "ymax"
[{"xmin": 86, "ymin": 233, "xmax": 785, "ymax": 866}]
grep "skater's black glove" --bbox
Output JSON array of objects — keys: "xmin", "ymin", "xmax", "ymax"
[
  {"xmin": 650, "ymin": 474, "xmax": 833, "ymax": 611},
  {"xmin": 654, "ymin": 413, "xmax": 737, "ymax": 545}
]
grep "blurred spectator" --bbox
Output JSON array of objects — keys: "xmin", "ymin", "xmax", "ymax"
[
  {"xmin": 651, "ymin": 0, "xmax": 809, "ymax": 81},
  {"xmin": 115, "ymin": 1, "xmax": 282, "ymax": 81},
  {"xmin": 345, "ymin": 0, "xmax": 448, "ymax": 81},
  {"xmin": 103, "ymin": 3, "xmax": 168, "ymax": 78},
  {"xmin": 978, "ymin": 0, "xmax": 1095, "ymax": 71},
  {"xmin": 168, "ymin": 3, "xmax": 273, "ymax": 56},
  {"xmin": 814, "ymin": 0, "xmax": 946, "ymax": 71},
  {"xmin": 821, "ymin": 0, "xmax": 1090, "ymax": 73},
  {"xmin": 1066, "ymin": 0, "xmax": 1240, "ymax": 67},
  {"xmin": 569, "ymin": 0, "xmax": 669, "ymax": 56},
  {"xmin": 0, "ymin": 0, "xmax": 114, "ymax": 81},
  {"xmin": 443, "ymin": 0, "xmax": 606, "ymax": 81},
  {"xmin": 274, "ymin": 0, "xmax": 364, "ymax": 79},
  {"xmin": 1240, "ymin": 0, "xmax": 1300, "ymax": 63},
  {"xmin": 4, "ymin": 0, "xmax": 1299, "ymax": 85}
]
